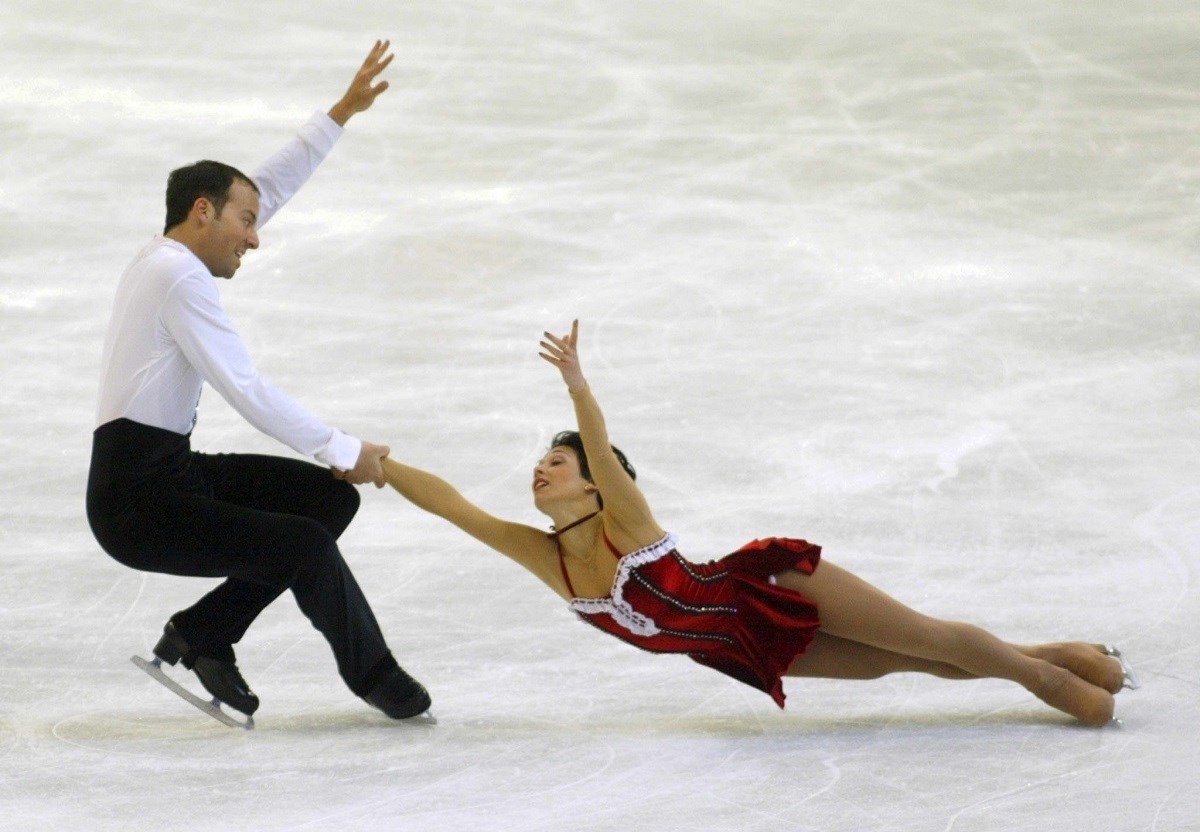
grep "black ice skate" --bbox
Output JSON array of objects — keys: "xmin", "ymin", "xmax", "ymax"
[
  {"xmin": 365, "ymin": 665, "xmax": 435, "ymax": 724},
  {"xmin": 130, "ymin": 622, "xmax": 258, "ymax": 729}
]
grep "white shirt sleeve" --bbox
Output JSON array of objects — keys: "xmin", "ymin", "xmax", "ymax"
[
  {"xmin": 253, "ymin": 111, "xmax": 344, "ymax": 227},
  {"xmin": 160, "ymin": 267, "xmax": 362, "ymax": 470}
]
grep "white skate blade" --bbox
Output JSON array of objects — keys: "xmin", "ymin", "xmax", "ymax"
[{"xmin": 131, "ymin": 655, "xmax": 254, "ymax": 730}]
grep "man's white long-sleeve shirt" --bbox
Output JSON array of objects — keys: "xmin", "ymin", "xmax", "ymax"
[{"xmin": 95, "ymin": 111, "xmax": 361, "ymax": 471}]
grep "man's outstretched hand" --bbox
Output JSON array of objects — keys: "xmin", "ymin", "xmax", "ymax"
[{"xmin": 328, "ymin": 40, "xmax": 394, "ymax": 127}]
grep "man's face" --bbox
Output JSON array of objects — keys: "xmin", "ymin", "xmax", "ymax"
[{"xmin": 198, "ymin": 179, "xmax": 260, "ymax": 278}]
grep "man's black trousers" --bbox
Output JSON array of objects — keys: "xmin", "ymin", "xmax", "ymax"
[{"xmin": 86, "ymin": 417, "xmax": 400, "ymax": 698}]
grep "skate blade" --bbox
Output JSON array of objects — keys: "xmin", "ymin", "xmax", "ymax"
[
  {"xmin": 131, "ymin": 655, "xmax": 254, "ymax": 730},
  {"xmin": 1103, "ymin": 645, "xmax": 1141, "ymax": 690}
]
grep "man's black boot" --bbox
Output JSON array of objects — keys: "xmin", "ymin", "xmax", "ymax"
[
  {"xmin": 365, "ymin": 665, "xmax": 431, "ymax": 719},
  {"xmin": 153, "ymin": 622, "xmax": 260, "ymax": 716}
]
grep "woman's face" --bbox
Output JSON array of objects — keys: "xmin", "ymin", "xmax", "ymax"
[{"xmin": 532, "ymin": 445, "xmax": 591, "ymax": 508}]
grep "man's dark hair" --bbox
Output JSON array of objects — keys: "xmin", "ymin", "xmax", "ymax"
[
  {"xmin": 163, "ymin": 160, "xmax": 259, "ymax": 233},
  {"xmin": 550, "ymin": 430, "xmax": 636, "ymax": 509}
]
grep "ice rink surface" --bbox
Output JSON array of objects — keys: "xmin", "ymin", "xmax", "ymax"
[{"xmin": 3, "ymin": 1, "xmax": 1199, "ymax": 829}]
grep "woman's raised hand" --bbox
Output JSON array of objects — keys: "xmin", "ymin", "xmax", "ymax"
[{"xmin": 539, "ymin": 319, "xmax": 587, "ymax": 393}]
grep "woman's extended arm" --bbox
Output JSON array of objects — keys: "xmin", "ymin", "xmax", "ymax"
[
  {"xmin": 381, "ymin": 457, "xmax": 562, "ymax": 588},
  {"xmin": 539, "ymin": 321, "xmax": 665, "ymax": 546}
]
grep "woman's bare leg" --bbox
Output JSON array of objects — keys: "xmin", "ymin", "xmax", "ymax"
[
  {"xmin": 775, "ymin": 561, "xmax": 1115, "ymax": 725},
  {"xmin": 787, "ymin": 632, "xmax": 975, "ymax": 680},
  {"xmin": 789, "ymin": 633, "xmax": 1125, "ymax": 693},
  {"xmin": 788, "ymin": 634, "xmax": 1126, "ymax": 694}
]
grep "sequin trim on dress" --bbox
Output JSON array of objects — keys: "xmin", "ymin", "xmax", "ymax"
[{"xmin": 570, "ymin": 533, "xmax": 678, "ymax": 637}]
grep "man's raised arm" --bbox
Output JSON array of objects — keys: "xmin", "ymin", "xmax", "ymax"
[{"xmin": 253, "ymin": 40, "xmax": 395, "ymax": 225}]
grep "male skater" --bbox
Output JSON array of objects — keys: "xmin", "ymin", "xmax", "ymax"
[{"xmin": 86, "ymin": 41, "xmax": 429, "ymax": 721}]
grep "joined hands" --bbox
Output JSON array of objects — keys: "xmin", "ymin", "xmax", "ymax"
[{"xmin": 334, "ymin": 440, "xmax": 391, "ymax": 487}]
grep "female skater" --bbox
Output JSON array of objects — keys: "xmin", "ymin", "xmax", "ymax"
[{"xmin": 382, "ymin": 321, "xmax": 1132, "ymax": 726}]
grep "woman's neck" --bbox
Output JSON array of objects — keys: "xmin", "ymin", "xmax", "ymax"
[{"xmin": 549, "ymin": 509, "xmax": 601, "ymax": 538}]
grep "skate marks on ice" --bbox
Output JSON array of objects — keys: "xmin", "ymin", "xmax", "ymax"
[{"xmin": 130, "ymin": 655, "xmax": 254, "ymax": 730}]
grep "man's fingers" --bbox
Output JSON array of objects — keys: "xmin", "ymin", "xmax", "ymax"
[
  {"xmin": 374, "ymin": 53, "xmax": 395, "ymax": 74},
  {"xmin": 363, "ymin": 42, "xmax": 394, "ymax": 73},
  {"xmin": 361, "ymin": 55, "xmax": 393, "ymax": 82},
  {"xmin": 366, "ymin": 39, "xmax": 390, "ymax": 63}
]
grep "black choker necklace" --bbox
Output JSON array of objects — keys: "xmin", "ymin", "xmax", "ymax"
[{"xmin": 549, "ymin": 510, "xmax": 601, "ymax": 538}]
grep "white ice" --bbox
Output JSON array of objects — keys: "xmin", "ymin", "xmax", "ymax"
[{"xmin": 2, "ymin": 1, "xmax": 1199, "ymax": 830}]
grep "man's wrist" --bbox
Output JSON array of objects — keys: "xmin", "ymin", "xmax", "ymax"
[
  {"xmin": 327, "ymin": 101, "xmax": 353, "ymax": 127},
  {"xmin": 319, "ymin": 429, "xmax": 362, "ymax": 470}
]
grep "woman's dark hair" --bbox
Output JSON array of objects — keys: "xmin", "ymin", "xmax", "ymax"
[
  {"xmin": 550, "ymin": 430, "xmax": 635, "ymax": 508},
  {"xmin": 163, "ymin": 160, "xmax": 259, "ymax": 233}
]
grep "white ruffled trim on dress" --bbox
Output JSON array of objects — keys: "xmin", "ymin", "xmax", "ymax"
[{"xmin": 570, "ymin": 533, "xmax": 678, "ymax": 637}]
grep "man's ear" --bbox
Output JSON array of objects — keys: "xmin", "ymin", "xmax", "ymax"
[{"xmin": 193, "ymin": 196, "xmax": 213, "ymax": 224}]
